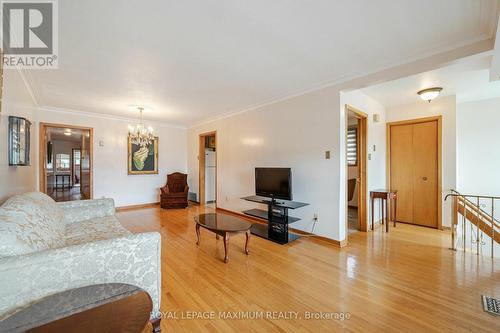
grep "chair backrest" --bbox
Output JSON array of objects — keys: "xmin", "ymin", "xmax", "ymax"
[
  {"xmin": 348, "ymin": 178, "xmax": 357, "ymax": 201},
  {"xmin": 167, "ymin": 173, "xmax": 187, "ymax": 193}
]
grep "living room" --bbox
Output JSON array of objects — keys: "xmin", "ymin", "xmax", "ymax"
[{"xmin": 1, "ymin": 1, "xmax": 500, "ymax": 332}]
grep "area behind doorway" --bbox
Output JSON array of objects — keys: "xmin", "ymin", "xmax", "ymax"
[
  {"xmin": 39, "ymin": 123, "xmax": 93, "ymax": 202},
  {"xmin": 198, "ymin": 132, "xmax": 217, "ymax": 207},
  {"xmin": 346, "ymin": 105, "xmax": 367, "ymax": 235}
]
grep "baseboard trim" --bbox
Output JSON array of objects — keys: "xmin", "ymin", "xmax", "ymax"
[
  {"xmin": 216, "ymin": 207, "xmax": 347, "ymax": 248},
  {"xmin": 116, "ymin": 202, "xmax": 159, "ymax": 211}
]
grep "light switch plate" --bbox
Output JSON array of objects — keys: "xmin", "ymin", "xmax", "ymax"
[
  {"xmin": 325, "ymin": 151, "xmax": 331, "ymax": 159},
  {"xmin": 368, "ymin": 153, "xmax": 372, "ymax": 160}
]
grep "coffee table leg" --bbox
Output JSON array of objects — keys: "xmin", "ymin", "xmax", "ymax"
[
  {"xmin": 196, "ymin": 224, "xmax": 200, "ymax": 245},
  {"xmin": 223, "ymin": 233, "xmax": 229, "ymax": 263},
  {"xmin": 245, "ymin": 230, "xmax": 250, "ymax": 255}
]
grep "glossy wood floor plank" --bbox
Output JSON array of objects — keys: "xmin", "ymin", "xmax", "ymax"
[{"xmin": 119, "ymin": 205, "xmax": 499, "ymax": 333}]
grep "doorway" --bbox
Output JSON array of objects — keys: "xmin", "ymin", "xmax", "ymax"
[
  {"xmin": 345, "ymin": 105, "xmax": 368, "ymax": 235},
  {"xmin": 198, "ymin": 131, "xmax": 217, "ymax": 207},
  {"xmin": 387, "ymin": 116, "xmax": 442, "ymax": 229},
  {"xmin": 39, "ymin": 123, "xmax": 93, "ymax": 202}
]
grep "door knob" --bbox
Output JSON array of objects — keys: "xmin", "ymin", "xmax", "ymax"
[{"xmin": 422, "ymin": 176, "xmax": 428, "ymax": 181}]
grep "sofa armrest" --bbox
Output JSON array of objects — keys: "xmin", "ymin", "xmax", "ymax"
[
  {"xmin": 0, "ymin": 232, "xmax": 161, "ymax": 320},
  {"xmin": 57, "ymin": 198, "xmax": 115, "ymax": 224}
]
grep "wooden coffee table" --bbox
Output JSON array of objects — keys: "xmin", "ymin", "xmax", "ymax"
[
  {"xmin": 195, "ymin": 213, "xmax": 252, "ymax": 263},
  {"xmin": 0, "ymin": 283, "xmax": 156, "ymax": 333}
]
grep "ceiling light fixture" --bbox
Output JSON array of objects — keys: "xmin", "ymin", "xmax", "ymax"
[
  {"xmin": 64, "ymin": 129, "xmax": 72, "ymax": 136},
  {"xmin": 128, "ymin": 106, "xmax": 154, "ymax": 147},
  {"xmin": 417, "ymin": 87, "xmax": 442, "ymax": 103}
]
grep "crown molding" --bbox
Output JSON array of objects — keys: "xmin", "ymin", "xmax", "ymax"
[
  {"xmin": 189, "ymin": 36, "xmax": 494, "ymax": 128},
  {"xmin": 38, "ymin": 106, "xmax": 187, "ymax": 129}
]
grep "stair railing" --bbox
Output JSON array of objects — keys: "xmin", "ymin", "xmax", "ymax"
[{"xmin": 444, "ymin": 190, "xmax": 500, "ymax": 258}]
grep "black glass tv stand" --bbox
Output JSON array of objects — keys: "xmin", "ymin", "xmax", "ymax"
[{"xmin": 241, "ymin": 196, "xmax": 309, "ymax": 244}]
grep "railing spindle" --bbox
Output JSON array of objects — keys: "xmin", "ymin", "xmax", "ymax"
[
  {"xmin": 492, "ymin": 198, "xmax": 495, "ymax": 259},
  {"xmin": 476, "ymin": 197, "xmax": 480, "ymax": 255}
]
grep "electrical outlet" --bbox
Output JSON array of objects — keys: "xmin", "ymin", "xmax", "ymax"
[
  {"xmin": 368, "ymin": 153, "xmax": 372, "ymax": 160},
  {"xmin": 225, "ymin": 196, "xmax": 230, "ymax": 202}
]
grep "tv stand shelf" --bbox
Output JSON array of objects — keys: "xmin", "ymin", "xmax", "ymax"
[
  {"xmin": 243, "ymin": 208, "xmax": 301, "ymax": 224},
  {"xmin": 241, "ymin": 196, "xmax": 309, "ymax": 245}
]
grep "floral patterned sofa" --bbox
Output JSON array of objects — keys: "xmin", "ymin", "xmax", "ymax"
[{"xmin": 0, "ymin": 192, "xmax": 161, "ymax": 325}]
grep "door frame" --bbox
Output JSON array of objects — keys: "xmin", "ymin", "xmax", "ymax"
[
  {"xmin": 71, "ymin": 148, "xmax": 81, "ymax": 187},
  {"xmin": 39, "ymin": 123, "xmax": 94, "ymax": 198},
  {"xmin": 386, "ymin": 116, "xmax": 442, "ymax": 229},
  {"xmin": 345, "ymin": 105, "xmax": 368, "ymax": 233},
  {"xmin": 198, "ymin": 131, "xmax": 217, "ymax": 206}
]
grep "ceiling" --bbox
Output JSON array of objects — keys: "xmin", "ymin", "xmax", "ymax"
[
  {"xmin": 361, "ymin": 54, "xmax": 500, "ymax": 107},
  {"xmin": 25, "ymin": 0, "xmax": 499, "ymax": 126},
  {"xmin": 47, "ymin": 127, "xmax": 84, "ymax": 143}
]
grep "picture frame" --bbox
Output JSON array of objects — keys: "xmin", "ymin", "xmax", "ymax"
[{"xmin": 127, "ymin": 135, "xmax": 158, "ymax": 175}]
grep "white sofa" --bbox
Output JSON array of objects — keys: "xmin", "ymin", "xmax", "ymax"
[{"xmin": 0, "ymin": 192, "xmax": 161, "ymax": 322}]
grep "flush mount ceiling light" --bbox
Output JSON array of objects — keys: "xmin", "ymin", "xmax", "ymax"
[{"xmin": 417, "ymin": 87, "xmax": 443, "ymax": 103}]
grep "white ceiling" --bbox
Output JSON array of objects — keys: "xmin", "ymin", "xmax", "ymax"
[
  {"xmin": 361, "ymin": 54, "xmax": 500, "ymax": 107},
  {"xmin": 24, "ymin": 0, "xmax": 499, "ymax": 126},
  {"xmin": 48, "ymin": 127, "xmax": 83, "ymax": 143}
]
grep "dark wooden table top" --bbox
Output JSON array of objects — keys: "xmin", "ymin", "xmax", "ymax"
[
  {"xmin": 195, "ymin": 213, "xmax": 252, "ymax": 232},
  {"xmin": 0, "ymin": 284, "xmax": 152, "ymax": 333}
]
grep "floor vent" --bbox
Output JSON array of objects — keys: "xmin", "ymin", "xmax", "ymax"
[{"xmin": 481, "ymin": 295, "xmax": 500, "ymax": 316}]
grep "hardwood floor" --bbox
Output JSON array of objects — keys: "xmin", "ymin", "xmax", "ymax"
[{"xmin": 118, "ymin": 205, "xmax": 500, "ymax": 333}]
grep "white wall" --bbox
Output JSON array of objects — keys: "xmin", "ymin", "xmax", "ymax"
[
  {"xmin": 340, "ymin": 90, "xmax": 387, "ymax": 236},
  {"xmin": 37, "ymin": 109, "xmax": 187, "ymax": 207},
  {"xmin": 385, "ymin": 95, "xmax": 457, "ymax": 227},
  {"xmin": 188, "ymin": 87, "xmax": 344, "ymax": 240},
  {"xmin": 457, "ymin": 97, "xmax": 500, "ymax": 196},
  {"xmin": 0, "ymin": 70, "xmax": 38, "ymax": 203},
  {"xmin": 187, "ymin": 86, "xmax": 386, "ymax": 241}
]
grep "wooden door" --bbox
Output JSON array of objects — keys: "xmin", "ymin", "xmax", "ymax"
[
  {"xmin": 390, "ymin": 124, "xmax": 414, "ymax": 223},
  {"xmin": 80, "ymin": 131, "xmax": 92, "ymax": 199},
  {"xmin": 412, "ymin": 121, "xmax": 438, "ymax": 227},
  {"xmin": 389, "ymin": 119, "xmax": 438, "ymax": 228}
]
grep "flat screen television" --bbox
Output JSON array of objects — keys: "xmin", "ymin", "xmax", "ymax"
[{"xmin": 255, "ymin": 167, "xmax": 292, "ymax": 201}]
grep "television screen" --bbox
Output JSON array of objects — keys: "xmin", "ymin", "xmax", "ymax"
[{"xmin": 255, "ymin": 167, "xmax": 292, "ymax": 201}]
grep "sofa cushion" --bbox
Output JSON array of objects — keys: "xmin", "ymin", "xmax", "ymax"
[
  {"xmin": 65, "ymin": 215, "xmax": 131, "ymax": 246},
  {"xmin": 0, "ymin": 192, "xmax": 66, "ymax": 257}
]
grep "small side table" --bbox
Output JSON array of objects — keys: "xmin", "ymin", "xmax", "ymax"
[{"xmin": 370, "ymin": 189, "xmax": 397, "ymax": 232}]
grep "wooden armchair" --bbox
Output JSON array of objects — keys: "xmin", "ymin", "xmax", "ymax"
[{"xmin": 160, "ymin": 172, "xmax": 189, "ymax": 209}]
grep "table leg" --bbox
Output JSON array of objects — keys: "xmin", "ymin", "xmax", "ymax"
[
  {"xmin": 394, "ymin": 196, "xmax": 397, "ymax": 227},
  {"xmin": 381, "ymin": 200, "xmax": 384, "ymax": 225},
  {"xmin": 223, "ymin": 233, "xmax": 229, "ymax": 263},
  {"xmin": 216, "ymin": 234, "xmax": 219, "ymax": 240},
  {"xmin": 385, "ymin": 198, "xmax": 389, "ymax": 233},
  {"xmin": 195, "ymin": 224, "xmax": 200, "ymax": 245},
  {"xmin": 371, "ymin": 196, "xmax": 374, "ymax": 230},
  {"xmin": 245, "ymin": 231, "xmax": 250, "ymax": 255}
]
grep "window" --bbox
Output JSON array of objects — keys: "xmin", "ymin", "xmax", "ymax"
[
  {"xmin": 55, "ymin": 153, "xmax": 71, "ymax": 171},
  {"xmin": 347, "ymin": 126, "xmax": 358, "ymax": 166}
]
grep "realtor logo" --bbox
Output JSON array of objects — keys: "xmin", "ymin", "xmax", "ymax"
[{"xmin": 1, "ymin": 0, "xmax": 58, "ymax": 68}]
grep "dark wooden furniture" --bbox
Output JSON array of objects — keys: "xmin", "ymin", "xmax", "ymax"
[
  {"xmin": 241, "ymin": 196, "xmax": 309, "ymax": 244},
  {"xmin": 195, "ymin": 213, "xmax": 252, "ymax": 263},
  {"xmin": 348, "ymin": 178, "xmax": 357, "ymax": 202},
  {"xmin": 0, "ymin": 283, "xmax": 158, "ymax": 333},
  {"xmin": 160, "ymin": 172, "xmax": 188, "ymax": 209},
  {"xmin": 55, "ymin": 174, "xmax": 71, "ymax": 190},
  {"xmin": 370, "ymin": 189, "xmax": 398, "ymax": 232}
]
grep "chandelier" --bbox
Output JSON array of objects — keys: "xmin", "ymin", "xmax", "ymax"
[{"xmin": 128, "ymin": 106, "xmax": 154, "ymax": 147}]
